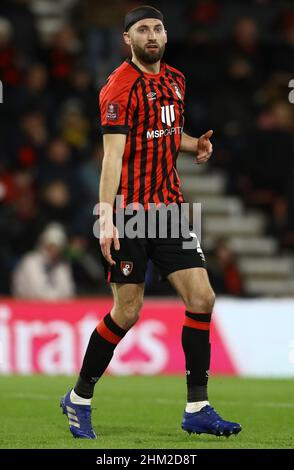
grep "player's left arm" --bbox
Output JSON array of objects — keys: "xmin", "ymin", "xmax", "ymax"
[{"xmin": 180, "ymin": 130, "xmax": 213, "ymax": 164}]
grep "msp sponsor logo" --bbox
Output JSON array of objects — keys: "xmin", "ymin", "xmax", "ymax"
[
  {"xmin": 146, "ymin": 126, "xmax": 183, "ymax": 139},
  {"xmin": 147, "ymin": 91, "xmax": 156, "ymax": 101},
  {"xmin": 106, "ymin": 102, "xmax": 119, "ymax": 120},
  {"xmin": 120, "ymin": 261, "xmax": 133, "ymax": 276},
  {"xmin": 171, "ymin": 82, "xmax": 182, "ymax": 100}
]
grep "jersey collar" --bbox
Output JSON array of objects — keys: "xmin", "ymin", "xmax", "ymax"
[{"xmin": 125, "ymin": 57, "xmax": 166, "ymax": 79}]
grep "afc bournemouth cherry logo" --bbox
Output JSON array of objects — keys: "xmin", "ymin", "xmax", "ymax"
[
  {"xmin": 171, "ymin": 82, "xmax": 182, "ymax": 100},
  {"xmin": 120, "ymin": 261, "xmax": 133, "ymax": 276}
]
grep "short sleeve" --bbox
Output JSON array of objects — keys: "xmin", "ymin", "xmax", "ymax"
[{"xmin": 99, "ymin": 80, "xmax": 132, "ymax": 135}]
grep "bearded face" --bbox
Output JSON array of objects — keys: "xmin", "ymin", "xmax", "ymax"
[
  {"xmin": 125, "ymin": 19, "xmax": 167, "ymax": 65},
  {"xmin": 131, "ymin": 40, "xmax": 165, "ymax": 64}
]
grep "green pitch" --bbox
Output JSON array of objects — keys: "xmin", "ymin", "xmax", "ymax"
[{"xmin": 0, "ymin": 375, "xmax": 293, "ymax": 449}]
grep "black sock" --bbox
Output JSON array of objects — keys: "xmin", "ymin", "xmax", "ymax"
[
  {"xmin": 74, "ymin": 313, "xmax": 128, "ymax": 399},
  {"xmin": 182, "ymin": 311, "xmax": 211, "ymax": 403}
]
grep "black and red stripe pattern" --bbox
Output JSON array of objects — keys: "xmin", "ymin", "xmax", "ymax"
[
  {"xmin": 96, "ymin": 313, "xmax": 127, "ymax": 345},
  {"xmin": 99, "ymin": 58, "xmax": 186, "ymax": 209},
  {"xmin": 184, "ymin": 311, "xmax": 212, "ymax": 331},
  {"xmin": 78, "ymin": 313, "xmax": 128, "ymax": 390},
  {"xmin": 182, "ymin": 310, "xmax": 211, "ymax": 387}
]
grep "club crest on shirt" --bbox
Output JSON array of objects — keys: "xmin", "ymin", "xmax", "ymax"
[
  {"xmin": 106, "ymin": 102, "xmax": 119, "ymax": 120},
  {"xmin": 120, "ymin": 261, "xmax": 133, "ymax": 276},
  {"xmin": 171, "ymin": 82, "xmax": 182, "ymax": 100}
]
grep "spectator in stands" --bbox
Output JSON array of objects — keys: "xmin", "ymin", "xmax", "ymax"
[
  {"xmin": 64, "ymin": 65, "xmax": 98, "ymax": 122},
  {"xmin": 12, "ymin": 222, "xmax": 75, "ymax": 300},
  {"xmin": 268, "ymin": 8, "xmax": 294, "ymax": 77},
  {"xmin": 9, "ymin": 109, "xmax": 48, "ymax": 170},
  {"xmin": 37, "ymin": 137, "xmax": 82, "ymax": 226},
  {"xmin": 0, "ymin": 16, "xmax": 22, "ymax": 86},
  {"xmin": 66, "ymin": 234, "xmax": 104, "ymax": 295},
  {"xmin": 0, "ymin": 0, "xmax": 38, "ymax": 61},
  {"xmin": 58, "ymin": 100, "xmax": 91, "ymax": 160},
  {"xmin": 78, "ymin": 142, "xmax": 102, "ymax": 207},
  {"xmin": 0, "ymin": 16, "xmax": 24, "ymax": 136},
  {"xmin": 240, "ymin": 100, "xmax": 294, "ymax": 235},
  {"xmin": 208, "ymin": 238, "xmax": 245, "ymax": 296},
  {"xmin": 38, "ymin": 137, "xmax": 76, "ymax": 188},
  {"xmin": 43, "ymin": 24, "xmax": 81, "ymax": 96},
  {"xmin": 38, "ymin": 180, "xmax": 74, "ymax": 229},
  {"xmin": 17, "ymin": 63, "xmax": 52, "ymax": 116},
  {"xmin": 0, "ymin": 167, "xmax": 38, "ymax": 273},
  {"xmin": 82, "ymin": 0, "xmax": 126, "ymax": 84}
]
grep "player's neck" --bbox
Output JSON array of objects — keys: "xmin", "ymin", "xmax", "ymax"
[{"xmin": 131, "ymin": 56, "xmax": 161, "ymax": 75}]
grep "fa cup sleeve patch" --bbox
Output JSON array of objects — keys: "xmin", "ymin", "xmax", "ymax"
[{"xmin": 106, "ymin": 102, "xmax": 119, "ymax": 121}]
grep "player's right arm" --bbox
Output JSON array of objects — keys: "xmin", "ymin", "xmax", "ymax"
[
  {"xmin": 99, "ymin": 133, "xmax": 126, "ymax": 266},
  {"xmin": 99, "ymin": 70, "xmax": 136, "ymax": 265}
]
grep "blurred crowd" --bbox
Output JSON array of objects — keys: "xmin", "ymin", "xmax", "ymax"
[{"xmin": 0, "ymin": 0, "xmax": 293, "ymax": 298}]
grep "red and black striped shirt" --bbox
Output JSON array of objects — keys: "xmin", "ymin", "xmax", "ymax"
[{"xmin": 99, "ymin": 58, "xmax": 185, "ymax": 209}]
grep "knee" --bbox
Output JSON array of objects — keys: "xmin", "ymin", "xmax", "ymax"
[
  {"xmin": 184, "ymin": 287, "xmax": 216, "ymax": 313},
  {"xmin": 115, "ymin": 294, "xmax": 143, "ymax": 327}
]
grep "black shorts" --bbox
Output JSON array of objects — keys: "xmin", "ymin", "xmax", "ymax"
[{"xmin": 99, "ymin": 206, "xmax": 206, "ymax": 284}]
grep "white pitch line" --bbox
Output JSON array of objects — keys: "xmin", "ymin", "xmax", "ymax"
[
  {"xmin": 9, "ymin": 393, "xmax": 52, "ymax": 400},
  {"xmin": 153, "ymin": 399, "xmax": 294, "ymax": 409},
  {"xmin": 7, "ymin": 395, "xmax": 294, "ymax": 409}
]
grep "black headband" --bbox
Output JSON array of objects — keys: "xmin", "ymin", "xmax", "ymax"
[{"xmin": 124, "ymin": 5, "xmax": 164, "ymax": 32}]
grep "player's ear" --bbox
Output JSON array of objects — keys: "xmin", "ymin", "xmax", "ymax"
[
  {"xmin": 123, "ymin": 31, "xmax": 131, "ymax": 46},
  {"xmin": 164, "ymin": 29, "xmax": 168, "ymax": 44}
]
